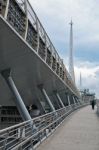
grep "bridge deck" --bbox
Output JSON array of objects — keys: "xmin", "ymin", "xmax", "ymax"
[{"xmin": 37, "ymin": 106, "xmax": 99, "ymax": 150}]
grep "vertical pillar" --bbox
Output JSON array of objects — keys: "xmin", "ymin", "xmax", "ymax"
[
  {"xmin": 69, "ymin": 20, "xmax": 75, "ymax": 83},
  {"xmin": 67, "ymin": 95, "xmax": 71, "ymax": 106},
  {"xmin": 75, "ymin": 97, "xmax": 80, "ymax": 103},
  {"xmin": 76, "ymin": 97, "xmax": 79, "ymax": 104},
  {"xmin": 75, "ymin": 97, "xmax": 78, "ymax": 103},
  {"xmin": 54, "ymin": 91, "xmax": 65, "ymax": 108},
  {"xmin": 44, "ymin": 36, "xmax": 47, "ymax": 62},
  {"xmin": 36, "ymin": 19, "xmax": 40, "ymax": 53},
  {"xmin": 38, "ymin": 85, "xmax": 55, "ymax": 112},
  {"xmin": 50, "ymin": 45, "xmax": 53, "ymax": 69},
  {"xmin": 24, "ymin": 0, "xmax": 28, "ymax": 40},
  {"xmin": 73, "ymin": 96, "xmax": 76, "ymax": 104},
  {"xmin": 77, "ymin": 98, "xmax": 81, "ymax": 105},
  {"xmin": 4, "ymin": 0, "xmax": 9, "ymax": 19},
  {"xmin": 1, "ymin": 69, "xmax": 35, "ymax": 128}
]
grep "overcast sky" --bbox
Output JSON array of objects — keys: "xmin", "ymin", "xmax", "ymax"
[{"xmin": 29, "ymin": 0, "xmax": 99, "ymax": 98}]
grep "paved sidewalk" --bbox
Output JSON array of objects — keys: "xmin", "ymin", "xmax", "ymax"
[{"xmin": 37, "ymin": 106, "xmax": 99, "ymax": 150}]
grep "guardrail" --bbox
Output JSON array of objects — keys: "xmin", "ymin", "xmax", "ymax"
[{"xmin": 0, "ymin": 103, "xmax": 88, "ymax": 150}]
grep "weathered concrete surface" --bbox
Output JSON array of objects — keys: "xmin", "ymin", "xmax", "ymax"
[{"xmin": 37, "ymin": 106, "xmax": 99, "ymax": 150}]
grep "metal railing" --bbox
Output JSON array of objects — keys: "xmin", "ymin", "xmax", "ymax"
[{"xmin": 0, "ymin": 103, "xmax": 88, "ymax": 150}]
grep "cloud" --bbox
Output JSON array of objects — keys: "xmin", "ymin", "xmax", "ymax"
[
  {"xmin": 74, "ymin": 60, "xmax": 99, "ymax": 98},
  {"xmin": 29, "ymin": 0, "xmax": 99, "ymax": 45},
  {"xmin": 61, "ymin": 55, "xmax": 99, "ymax": 98},
  {"xmin": 29, "ymin": 0, "xmax": 99, "ymax": 61},
  {"xmin": 28, "ymin": 0, "xmax": 99, "ymax": 98}
]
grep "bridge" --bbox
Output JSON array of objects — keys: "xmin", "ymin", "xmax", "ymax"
[{"xmin": 0, "ymin": 0, "xmax": 97, "ymax": 150}]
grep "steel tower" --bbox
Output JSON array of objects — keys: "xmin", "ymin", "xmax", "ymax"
[{"xmin": 69, "ymin": 20, "xmax": 75, "ymax": 83}]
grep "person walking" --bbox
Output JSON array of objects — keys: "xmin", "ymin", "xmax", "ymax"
[{"xmin": 91, "ymin": 100, "xmax": 95, "ymax": 110}]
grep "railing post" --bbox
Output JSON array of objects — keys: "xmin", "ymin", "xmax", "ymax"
[
  {"xmin": 38, "ymin": 85, "xmax": 56, "ymax": 112},
  {"xmin": 50, "ymin": 45, "xmax": 53, "ymax": 69},
  {"xmin": 24, "ymin": 0, "xmax": 28, "ymax": 40},
  {"xmin": 44, "ymin": 35, "xmax": 47, "ymax": 62},
  {"xmin": 54, "ymin": 90, "xmax": 65, "ymax": 108},
  {"xmin": 4, "ymin": 0, "xmax": 9, "ymax": 19},
  {"xmin": 36, "ymin": 19, "xmax": 40, "ymax": 53},
  {"xmin": 1, "ymin": 69, "xmax": 36, "ymax": 130}
]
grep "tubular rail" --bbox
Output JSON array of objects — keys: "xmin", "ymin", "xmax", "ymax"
[{"xmin": 0, "ymin": 103, "xmax": 88, "ymax": 150}]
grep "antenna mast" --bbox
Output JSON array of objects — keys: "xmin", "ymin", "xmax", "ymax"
[{"xmin": 69, "ymin": 20, "xmax": 75, "ymax": 83}]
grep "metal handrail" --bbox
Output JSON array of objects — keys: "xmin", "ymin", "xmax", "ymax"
[
  {"xmin": 0, "ymin": 103, "xmax": 88, "ymax": 149},
  {"xmin": 0, "ymin": 107, "xmax": 64, "ymax": 134}
]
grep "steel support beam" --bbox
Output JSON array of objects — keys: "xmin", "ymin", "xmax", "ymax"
[
  {"xmin": 1, "ymin": 69, "xmax": 36, "ymax": 129},
  {"xmin": 67, "ymin": 95, "xmax": 71, "ymax": 106},
  {"xmin": 76, "ymin": 97, "xmax": 79, "ymax": 104},
  {"xmin": 77, "ymin": 98, "xmax": 81, "ymax": 104},
  {"xmin": 75, "ymin": 97, "xmax": 78, "ymax": 103},
  {"xmin": 54, "ymin": 91, "xmax": 65, "ymax": 108},
  {"xmin": 75, "ymin": 97, "xmax": 80, "ymax": 104},
  {"xmin": 38, "ymin": 85, "xmax": 55, "ymax": 112},
  {"xmin": 73, "ymin": 96, "xmax": 76, "ymax": 104}
]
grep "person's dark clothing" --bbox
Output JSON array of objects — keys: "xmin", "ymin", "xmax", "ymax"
[{"xmin": 91, "ymin": 100, "xmax": 95, "ymax": 110}]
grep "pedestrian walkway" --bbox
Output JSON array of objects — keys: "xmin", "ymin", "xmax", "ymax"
[{"xmin": 37, "ymin": 106, "xmax": 99, "ymax": 150}]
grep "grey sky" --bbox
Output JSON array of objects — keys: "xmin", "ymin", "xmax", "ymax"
[{"xmin": 29, "ymin": 0, "xmax": 99, "ymax": 97}]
